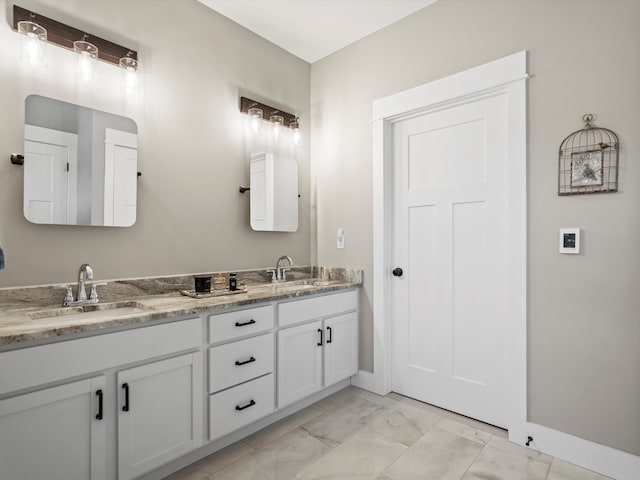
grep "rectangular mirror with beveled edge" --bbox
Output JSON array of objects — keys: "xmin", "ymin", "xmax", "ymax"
[{"xmin": 24, "ymin": 95, "xmax": 138, "ymax": 227}]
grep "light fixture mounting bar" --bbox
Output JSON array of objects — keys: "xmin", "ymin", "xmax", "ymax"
[
  {"xmin": 240, "ymin": 97, "xmax": 297, "ymax": 128},
  {"xmin": 13, "ymin": 5, "xmax": 137, "ymax": 68}
]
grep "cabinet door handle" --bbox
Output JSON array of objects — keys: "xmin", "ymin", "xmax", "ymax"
[
  {"xmin": 122, "ymin": 383, "xmax": 130, "ymax": 412},
  {"xmin": 327, "ymin": 326, "xmax": 332, "ymax": 344},
  {"xmin": 235, "ymin": 356, "xmax": 256, "ymax": 366},
  {"xmin": 235, "ymin": 319, "xmax": 256, "ymax": 327},
  {"xmin": 95, "ymin": 389, "xmax": 103, "ymax": 420},
  {"xmin": 235, "ymin": 399, "xmax": 256, "ymax": 411},
  {"xmin": 317, "ymin": 328, "xmax": 323, "ymax": 346}
]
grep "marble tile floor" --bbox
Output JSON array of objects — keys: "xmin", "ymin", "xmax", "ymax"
[{"xmin": 166, "ymin": 386, "xmax": 612, "ymax": 480}]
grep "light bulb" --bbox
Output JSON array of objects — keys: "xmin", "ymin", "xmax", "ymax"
[
  {"xmin": 270, "ymin": 114, "xmax": 284, "ymax": 141},
  {"xmin": 73, "ymin": 40, "xmax": 98, "ymax": 82},
  {"xmin": 248, "ymin": 107, "xmax": 263, "ymax": 134},
  {"xmin": 290, "ymin": 118, "xmax": 301, "ymax": 146},
  {"xmin": 18, "ymin": 21, "xmax": 47, "ymax": 67},
  {"xmin": 119, "ymin": 56, "xmax": 139, "ymax": 93}
]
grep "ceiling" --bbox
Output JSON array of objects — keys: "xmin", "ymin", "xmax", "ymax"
[{"xmin": 198, "ymin": 0, "xmax": 437, "ymax": 64}]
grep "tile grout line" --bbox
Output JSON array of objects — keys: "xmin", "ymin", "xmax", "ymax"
[{"xmin": 458, "ymin": 433, "xmax": 494, "ymax": 480}]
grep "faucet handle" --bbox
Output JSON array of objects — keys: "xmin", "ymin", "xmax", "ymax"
[
  {"xmin": 266, "ymin": 269, "xmax": 277, "ymax": 282},
  {"xmin": 54, "ymin": 284, "xmax": 74, "ymax": 306},
  {"xmin": 89, "ymin": 282, "xmax": 108, "ymax": 302},
  {"xmin": 280, "ymin": 268, "xmax": 291, "ymax": 281}
]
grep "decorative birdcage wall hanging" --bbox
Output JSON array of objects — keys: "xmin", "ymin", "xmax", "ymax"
[{"xmin": 558, "ymin": 114, "xmax": 619, "ymax": 195}]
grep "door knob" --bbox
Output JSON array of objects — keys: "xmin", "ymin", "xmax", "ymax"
[{"xmin": 392, "ymin": 267, "xmax": 403, "ymax": 277}]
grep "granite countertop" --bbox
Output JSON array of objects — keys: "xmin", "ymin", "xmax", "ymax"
[{"xmin": 0, "ymin": 266, "xmax": 362, "ymax": 349}]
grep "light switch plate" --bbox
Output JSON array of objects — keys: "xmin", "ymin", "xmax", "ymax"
[
  {"xmin": 336, "ymin": 228, "xmax": 344, "ymax": 249},
  {"xmin": 559, "ymin": 228, "xmax": 580, "ymax": 254}
]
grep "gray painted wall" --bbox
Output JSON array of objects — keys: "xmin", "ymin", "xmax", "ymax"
[
  {"xmin": 0, "ymin": 0, "xmax": 310, "ymax": 285},
  {"xmin": 310, "ymin": 0, "xmax": 640, "ymax": 457}
]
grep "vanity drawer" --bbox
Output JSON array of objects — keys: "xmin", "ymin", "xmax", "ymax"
[
  {"xmin": 208, "ymin": 333, "xmax": 274, "ymax": 393},
  {"xmin": 278, "ymin": 290, "xmax": 358, "ymax": 328},
  {"xmin": 209, "ymin": 373, "xmax": 274, "ymax": 440},
  {"xmin": 208, "ymin": 305, "xmax": 274, "ymax": 344}
]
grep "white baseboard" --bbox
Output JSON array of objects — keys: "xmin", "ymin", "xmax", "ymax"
[
  {"xmin": 517, "ymin": 422, "xmax": 639, "ymax": 480},
  {"xmin": 351, "ymin": 369, "xmax": 387, "ymax": 395}
]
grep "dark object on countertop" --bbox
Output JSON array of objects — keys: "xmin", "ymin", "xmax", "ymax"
[
  {"xmin": 194, "ymin": 275, "xmax": 211, "ymax": 293},
  {"xmin": 229, "ymin": 273, "xmax": 237, "ymax": 291}
]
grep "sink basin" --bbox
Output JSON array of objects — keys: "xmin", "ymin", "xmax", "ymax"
[
  {"xmin": 28, "ymin": 301, "xmax": 153, "ymax": 323},
  {"xmin": 268, "ymin": 279, "xmax": 337, "ymax": 293},
  {"xmin": 272, "ymin": 283, "xmax": 316, "ymax": 293}
]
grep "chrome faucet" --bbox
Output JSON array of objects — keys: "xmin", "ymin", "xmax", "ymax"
[
  {"xmin": 76, "ymin": 263, "xmax": 94, "ymax": 302},
  {"xmin": 267, "ymin": 255, "xmax": 293, "ymax": 282},
  {"xmin": 55, "ymin": 263, "xmax": 105, "ymax": 307}
]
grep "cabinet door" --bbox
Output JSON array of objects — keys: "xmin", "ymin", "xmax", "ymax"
[
  {"xmin": 277, "ymin": 320, "xmax": 323, "ymax": 407},
  {"xmin": 0, "ymin": 376, "xmax": 106, "ymax": 480},
  {"xmin": 118, "ymin": 352, "xmax": 203, "ymax": 480},
  {"xmin": 324, "ymin": 312, "xmax": 359, "ymax": 387}
]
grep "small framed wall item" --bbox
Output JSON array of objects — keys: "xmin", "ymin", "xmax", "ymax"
[{"xmin": 558, "ymin": 114, "xmax": 619, "ymax": 196}]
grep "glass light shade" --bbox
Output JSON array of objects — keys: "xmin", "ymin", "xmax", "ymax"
[
  {"xmin": 73, "ymin": 40, "xmax": 98, "ymax": 82},
  {"xmin": 290, "ymin": 118, "xmax": 301, "ymax": 146},
  {"xmin": 18, "ymin": 21, "xmax": 47, "ymax": 67},
  {"xmin": 248, "ymin": 107, "xmax": 263, "ymax": 134},
  {"xmin": 119, "ymin": 56, "xmax": 139, "ymax": 92},
  {"xmin": 270, "ymin": 114, "xmax": 284, "ymax": 140}
]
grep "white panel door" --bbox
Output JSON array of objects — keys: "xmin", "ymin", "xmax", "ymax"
[
  {"xmin": 0, "ymin": 376, "xmax": 106, "ymax": 480},
  {"xmin": 23, "ymin": 126, "xmax": 78, "ymax": 225},
  {"xmin": 118, "ymin": 352, "xmax": 202, "ymax": 480},
  {"xmin": 392, "ymin": 92, "xmax": 509, "ymax": 428},
  {"xmin": 104, "ymin": 128, "xmax": 137, "ymax": 227}
]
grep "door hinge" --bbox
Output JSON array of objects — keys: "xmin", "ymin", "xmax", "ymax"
[{"xmin": 66, "ymin": 162, "xmax": 69, "ymax": 172}]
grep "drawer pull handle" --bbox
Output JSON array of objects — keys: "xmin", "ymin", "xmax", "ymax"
[
  {"xmin": 235, "ymin": 399, "xmax": 256, "ymax": 411},
  {"xmin": 317, "ymin": 328, "xmax": 323, "ymax": 346},
  {"xmin": 235, "ymin": 319, "xmax": 256, "ymax": 327},
  {"xmin": 235, "ymin": 356, "xmax": 256, "ymax": 366},
  {"xmin": 327, "ymin": 326, "xmax": 332, "ymax": 344},
  {"xmin": 122, "ymin": 383, "xmax": 130, "ymax": 412},
  {"xmin": 95, "ymin": 389, "xmax": 103, "ymax": 420}
]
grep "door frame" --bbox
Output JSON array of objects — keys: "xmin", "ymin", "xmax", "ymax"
[{"xmin": 364, "ymin": 51, "xmax": 528, "ymax": 442}]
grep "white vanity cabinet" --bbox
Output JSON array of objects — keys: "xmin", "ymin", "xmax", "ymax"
[
  {"xmin": 207, "ymin": 305, "xmax": 275, "ymax": 440},
  {"xmin": 0, "ymin": 317, "xmax": 203, "ymax": 480},
  {"xmin": 277, "ymin": 290, "xmax": 358, "ymax": 407},
  {"xmin": 117, "ymin": 352, "xmax": 202, "ymax": 480},
  {"xmin": 0, "ymin": 376, "xmax": 107, "ymax": 480}
]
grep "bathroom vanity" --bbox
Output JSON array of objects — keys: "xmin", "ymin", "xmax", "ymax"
[{"xmin": 0, "ymin": 272, "xmax": 360, "ymax": 480}]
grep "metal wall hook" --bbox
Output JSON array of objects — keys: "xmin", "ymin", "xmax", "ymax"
[{"xmin": 10, "ymin": 154, "xmax": 24, "ymax": 165}]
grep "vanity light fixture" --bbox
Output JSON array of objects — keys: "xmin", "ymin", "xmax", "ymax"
[
  {"xmin": 270, "ymin": 114, "xmax": 284, "ymax": 140},
  {"xmin": 239, "ymin": 97, "xmax": 300, "ymax": 145},
  {"xmin": 13, "ymin": 5, "xmax": 138, "ymax": 80},
  {"xmin": 74, "ymin": 37, "xmax": 98, "ymax": 81},
  {"xmin": 17, "ymin": 18, "xmax": 47, "ymax": 67}
]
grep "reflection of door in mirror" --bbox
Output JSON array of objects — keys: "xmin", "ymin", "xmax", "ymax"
[
  {"xmin": 24, "ymin": 126, "xmax": 78, "ymax": 224},
  {"xmin": 24, "ymin": 95, "xmax": 138, "ymax": 227},
  {"xmin": 104, "ymin": 129, "xmax": 137, "ymax": 227}
]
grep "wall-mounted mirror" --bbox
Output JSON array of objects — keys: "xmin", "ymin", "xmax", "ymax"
[
  {"xmin": 250, "ymin": 152, "xmax": 298, "ymax": 232},
  {"xmin": 23, "ymin": 95, "xmax": 138, "ymax": 227}
]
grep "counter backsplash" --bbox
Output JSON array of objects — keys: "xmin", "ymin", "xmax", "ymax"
[{"xmin": 0, "ymin": 266, "xmax": 363, "ymax": 310}]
